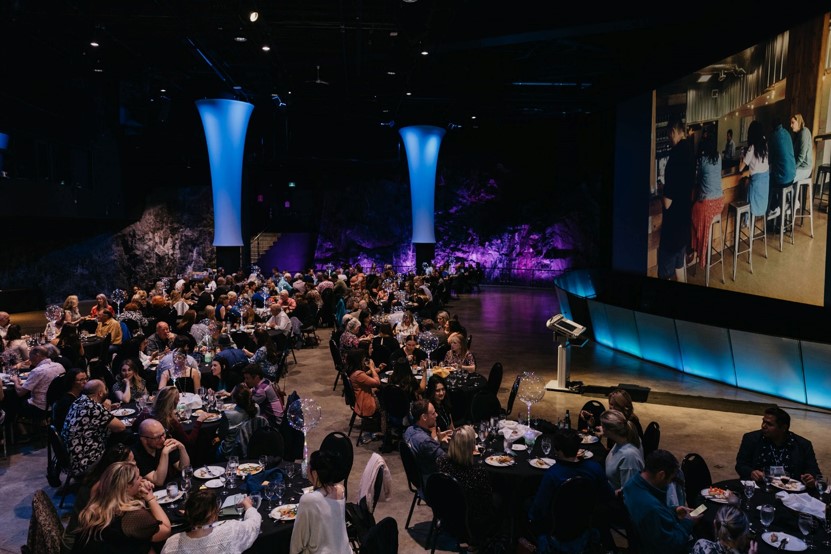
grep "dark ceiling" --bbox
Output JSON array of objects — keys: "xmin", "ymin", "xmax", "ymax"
[{"xmin": 1, "ymin": 2, "xmax": 827, "ymax": 152}]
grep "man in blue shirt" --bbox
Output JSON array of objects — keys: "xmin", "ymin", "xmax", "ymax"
[
  {"xmin": 215, "ymin": 333, "xmax": 248, "ymax": 368},
  {"xmin": 403, "ymin": 399, "xmax": 448, "ymax": 488},
  {"xmin": 623, "ymin": 449, "xmax": 700, "ymax": 554}
]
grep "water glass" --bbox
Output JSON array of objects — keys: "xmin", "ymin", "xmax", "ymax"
[
  {"xmin": 284, "ymin": 462, "xmax": 296, "ymax": 482},
  {"xmin": 524, "ymin": 431, "xmax": 536, "ymax": 449},
  {"xmin": 259, "ymin": 455, "xmax": 269, "ymax": 470},
  {"xmin": 815, "ymin": 474, "xmax": 827, "ymax": 501},
  {"xmin": 249, "ymin": 493, "xmax": 262, "ymax": 510},
  {"xmin": 760, "ymin": 504, "xmax": 775, "ymax": 531},
  {"xmin": 235, "ymin": 497, "xmax": 246, "ymax": 518},
  {"xmin": 197, "ymin": 387, "xmax": 207, "ymax": 402},
  {"xmin": 180, "ymin": 478, "xmax": 192, "ymax": 499},
  {"xmin": 744, "ymin": 481, "xmax": 755, "ymax": 510},
  {"xmin": 275, "ymin": 482, "xmax": 286, "ymax": 505},
  {"xmin": 264, "ymin": 483, "xmax": 278, "ymax": 509},
  {"xmin": 798, "ymin": 512, "xmax": 817, "ymax": 549}
]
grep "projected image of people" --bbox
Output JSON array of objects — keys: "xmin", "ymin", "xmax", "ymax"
[{"xmin": 657, "ymin": 119, "xmax": 695, "ymax": 282}]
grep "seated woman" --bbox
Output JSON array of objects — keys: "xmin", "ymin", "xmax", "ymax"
[
  {"xmin": 289, "ymin": 450, "xmax": 352, "ymax": 553},
  {"xmin": 443, "ymin": 331, "xmax": 476, "ymax": 373},
  {"xmin": 63, "ymin": 443, "xmax": 134, "ymax": 553},
  {"xmin": 175, "ymin": 309, "xmax": 197, "ymax": 337},
  {"xmin": 158, "ymin": 348, "xmax": 201, "ymax": 394},
  {"xmin": 216, "ymin": 384, "xmax": 259, "ymax": 460},
  {"xmin": 388, "ymin": 334, "xmax": 428, "ymax": 369},
  {"xmin": 692, "ymin": 505, "xmax": 756, "ymax": 554},
  {"xmin": 160, "ymin": 490, "xmax": 261, "ymax": 554},
  {"xmin": 63, "ymin": 295, "xmax": 83, "ymax": 326},
  {"xmin": 601, "ymin": 409, "xmax": 644, "ymax": 493},
  {"xmin": 425, "ymin": 375, "xmax": 454, "ymax": 436},
  {"xmin": 347, "ymin": 349, "xmax": 381, "ymax": 444},
  {"xmin": 393, "ymin": 310, "xmax": 419, "ymax": 342},
  {"xmin": 3, "ymin": 324, "xmax": 30, "ymax": 368},
  {"xmin": 388, "ymin": 359, "xmax": 420, "ymax": 401},
  {"xmin": 202, "ymin": 357, "xmax": 235, "ymax": 397},
  {"xmin": 52, "ymin": 368, "xmax": 88, "ymax": 432},
  {"xmin": 437, "ymin": 425, "xmax": 497, "ymax": 551},
  {"xmin": 243, "ymin": 329, "xmax": 281, "ymax": 381},
  {"xmin": 72, "ymin": 461, "xmax": 171, "ymax": 553},
  {"xmin": 580, "ymin": 388, "xmax": 643, "ymax": 443},
  {"xmin": 133, "ymin": 386, "xmax": 208, "ymax": 452},
  {"xmin": 112, "ymin": 358, "xmax": 148, "ymax": 403},
  {"xmin": 89, "ymin": 293, "xmax": 115, "ymax": 319},
  {"xmin": 338, "ymin": 318, "xmax": 365, "ymax": 361},
  {"xmin": 54, "ymin": 324, "xmax": 85, "ymax": 370}
]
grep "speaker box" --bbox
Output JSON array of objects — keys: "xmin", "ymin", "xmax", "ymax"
[{"xmin": 617, "ymin": 383, "xmax": 651, "ymax": 403}]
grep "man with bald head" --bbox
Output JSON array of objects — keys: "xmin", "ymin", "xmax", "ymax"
[
  {"xmin": 61, "ymin": 379, "xmax": 126, "ymax": 477},
  {"xmin": 133, "ymin": 418, "xmax": 190, "ymax": 487},
  {"xmin": 144, "ymin": 321, "xmax": 176, "ymax": 358}
]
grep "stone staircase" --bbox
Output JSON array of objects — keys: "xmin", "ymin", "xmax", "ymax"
[{"xmin": 251, "ymin": 231, "xmax": 280, "ymax": 264}]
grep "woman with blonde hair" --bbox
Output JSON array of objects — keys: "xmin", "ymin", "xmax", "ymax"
[
  {"xmin": 692, "ymin": 505, "xmax": 757, "ymax": 554},
  {"xmin": 607, "ymin": 388, "xmax": 643, "ymax": 438},
  {"xmin": 63, "ymin": 295, "xmax": 83, "ymax": 325},
  {"xmin": 437, "ymin": 425, "xmax": 496, "ymax": 551},
  {"xmin": 132, "ymin": 386, "xmax": 207, "ymax": 451},
  {"xmin": 601, "ymin": 409, "xmax": 644, "ymax": 492},
  {"xmin": 73, "ymin": 460, "xmax": 171, "ymax": 552},
  {"xmin": 443, "ymin": 331, "xmax": 476, "ymax": 373}
]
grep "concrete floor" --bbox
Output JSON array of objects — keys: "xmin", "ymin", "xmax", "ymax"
[{"xmin": 3, "ymin": 286, "xmax": 830, "ymax": 553}]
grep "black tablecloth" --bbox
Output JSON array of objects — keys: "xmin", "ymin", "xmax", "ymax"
[
  {"xmin": 161, "ymin": 460, "xmax": 311, "ymax": 554},
  {"xmin": 694, "ymin": 479, "xmax": 831, "ymax": 553}
]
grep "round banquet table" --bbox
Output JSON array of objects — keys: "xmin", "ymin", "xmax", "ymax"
[
  {"xmin": 476, "ymin": 431, "xmax": 608, "ymax": 542},
  {"xmin": 694, "ymin": 479, "xmax": 831, "ymax": 553},
  {"xmin": 158, "ymin": 459, "xmax": 311, "ymax": 554},
  {"xmin": 379, "ymin": 366, "xmax": 487, "ymax": 424}
]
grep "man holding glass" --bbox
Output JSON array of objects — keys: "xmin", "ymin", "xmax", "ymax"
[{"xmin": 735, "ymin": 406, "xmax": 820, "ymax": 489}]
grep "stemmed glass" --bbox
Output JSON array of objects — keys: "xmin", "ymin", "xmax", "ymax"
[
  {"xmin": 477, "ymin": 423, "xmax": 488, "ymax": 451},
  {"xmin": 798, "ymin": 512, "xmax": 817, "ymax": 549},
  {"xmin": 516, "ymin": 371, "xmax": 546, "ymax": 425},
  {"xmin": 180, "ymin": 475, "xmax": 192, "ymax": 501},
  {"xmin": 759, "ymin": 504, "xmax": 775, "ymax": 534},
  {"xmin": 227, "ymin": 456, "xmax": 240, "ymax": 485},
  {"xmin": 264, "ymin": 482, "xmax": 278, "ymax": 510},
  {"xmin": 743, "ymin": 480, "xmax": 755, "ymax": 511}
]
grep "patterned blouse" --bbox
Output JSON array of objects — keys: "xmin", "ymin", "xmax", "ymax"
[
  {"xmin": 443, "ymin": 349, "xmax": 476, "ymax": 369},
  {"xmin": 61, "ymin": 395, "xmax": 114, "ymax": 477}
]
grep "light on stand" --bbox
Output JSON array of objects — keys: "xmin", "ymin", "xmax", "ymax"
[{"xmin": 545, "ymin": 314, "xmax": 588, "ymax": 392}]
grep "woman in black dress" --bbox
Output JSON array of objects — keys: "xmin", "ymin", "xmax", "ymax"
[
  {"xmin": 426, "ymin": 375, "xmax": 454, "ymax": 434},
  {"xmin": 158, "ymin": 348, "xmax": 201, "ymax": 394}
]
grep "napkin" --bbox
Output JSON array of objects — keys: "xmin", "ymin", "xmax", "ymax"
[
  {"xmin": 740, "ymin": 480, "xmax": 760, "ymax": 489},
  {"xmin": 242, "ymin": 466, "xmax": 285, "ymax": 494},
  {"xmin": 220, "ymin": 493, "xmax": 245, "ymax": 516},
  {"xmin": 780, "ymin": 492, "xmax": 827, "ymax": 521}
]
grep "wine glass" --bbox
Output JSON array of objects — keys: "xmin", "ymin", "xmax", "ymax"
[
  {"xmin": 540, "ymin": 436, "xmax": 552, "ymax": 457},
  {"xmin": 743, "ymin": 481, "xmax": 755, "ymax": 510},
  {"xmin": 259, "ymin": 455, "xmax": 269, "ymax": 471},
  {"xmin": 234, "ymin": 496, "xmax": 246, "ymax": 518},
  {"xmin": 180, "ymin": 476, "xmax": 192, "ymax": 500},
  {"xmin": 284, "ymin": 462, "xmax": 296, "ymax": 482},
  {"xmin": 759, "ymin": 504, "xmax": 775, "ymax": 534},
  {"xmin": 275, "ymin": 482, "xmax": 286, "ymax": 506},
  {"xmin": 264, "ymin": 482, "xmax": 278, "ymax": 510},
  {"xmin": 166, "ymin": 481, "xmax": 179, "ymax": 509},
  {"xmin": 798, "ymin": 512, "xmax": 817, "ymax": 549},
  {"xmin": 182, "ymin": 465, "xmax": 194, "ymax": 482},
  {"xmin": 816, "ymin": 474, "xmax": 827, "ymax": 502}
]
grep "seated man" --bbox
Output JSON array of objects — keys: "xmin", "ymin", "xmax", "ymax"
[
  {"xmin": 132, "ymin": 418, "xmax": 190, "ymax": 488},
  {"xmin": 241, "ymin": 364, "xmax": 284, "ymax": 427},
  {"xmin": 528, "ymin": 428, "xmax": 614, "ymax": 534},
  {"xmin": 265, "ymin": 303, "xmax": 292, "ymax": 335},
  {"xmin": 735, "ymin": 406, "xmax": 820, "ymax": 488},
  {"xmin": 95, "ymin": 309, "xmax": 123, "ymax": 350},
  {"xmin": 11, "ymin": 345, "xmax": 65, "ymax": 426},
  {"xmin": 61, "ymin": 379, "xmax": 126, "ymax": 477},
  {"xmin": 275, "ymin": 289, "xmax": 296, "ymax": 314},
  {"xmin": 623, "ymin": 449, "xmax": 698, "ymax": 554},
  {"xmin": 215, "ymin": 333, "xmax": 249, "ymax": 368},
  {"xmin": 403, "ymin": 399, "xmax": 449, "ymax": 488},
  {"xmin": 145, "ymin": 321, "xmax": 176, "ymax": 358}
]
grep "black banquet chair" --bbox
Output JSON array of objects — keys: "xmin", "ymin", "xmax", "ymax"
[
  {"xmin": 504, "ymin": 374, "xmax": 522, "ymax": 416},
  {"xmin": 320, "ymin": 430, "xmax": 354, "ymax": 499},
  {"xmin": 548, "ymin": 476, "xmax": 601, "ymax": 550},
  {"xmin": 469, "ymin": 391, "xmax": 502, "ymax": 424},
  {"xmin": 360, "ymin": 516, "xmax": 399, "ymax": 554},
  {"xmin": 681, "ymin": 452, "xmax": 712, "ymax": 503},
  {"xmin": 486, "ymin": 362, "xmax": 503, "ymax": 395},
  {"xmin": 642, "ymin": 421, "xmax": 661, "ymax": 458},
  {"xmin": 424, "ymin": 472, "xmax": 470, "ymax": 553},
  {"xmin": 399, "ymin": 440, "xmax": 427, "ymax": 530}
]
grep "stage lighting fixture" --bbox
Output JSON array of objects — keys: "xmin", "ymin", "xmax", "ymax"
[{"xmin": 249, "ymin": 11, "xmax": 259, "ymax": 22}]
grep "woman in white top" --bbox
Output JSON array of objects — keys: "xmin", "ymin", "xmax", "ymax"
[
  {"xmin": 601, "ymin": 409, "xmax": 644, "ymax": 492},
  {"xmin": 393, "ymin": 310, "xmax": 419, "ymax": 343},
  {"xmin": 160, "ymin": 489, "xmax": 261, "ymax": 554},
  {"xmin": 290, "ymin": 450, "xmax": 353, "ymax": 554}
]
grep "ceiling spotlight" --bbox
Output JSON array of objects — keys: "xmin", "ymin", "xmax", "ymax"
[
  {"xmin": 249, "ymin": 11, "xmax": 259, "ymax": 22},
  {"xmin": 471, "ymin": 115, "xmax": 477, "ymax": 120},
  {"xmin": 448, "ymin": 123, "xmax": 462, "ymax": 130},
  {"xmin": 386, "ymin": 71, "xmax": 396, "ymax": 76},
  {"xmin": 405, "ymin": 92, "xmax": 412, "ymax": 96},
  {"xmin": 261, "ymin": 45, "xmax": 271, "ymax": 52},
  {"xmin": 160, "ymin": 88, "xmax": 166, "ymax": 93},
  {"xmin": 90, "ymin": 40, "xmax": 100, "ymax": 47},
  {"xmin": 402, "ymin": 0, "xmax": 418, "ymax": 3},
  {"xmin": 420, "ymin": 50, "xmax": 429, "ymax": 56},
  {"xmin": 234, "ymin": 36, "xmax": 247, "ymax": 43}
]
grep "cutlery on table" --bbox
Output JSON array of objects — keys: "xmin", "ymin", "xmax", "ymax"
[{"xmin": 778, "ymin": 537, "xmax": 789, "ymax": 550}]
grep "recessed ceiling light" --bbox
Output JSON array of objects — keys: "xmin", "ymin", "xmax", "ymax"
[
  {"xmin": 402, "ymin": 0, "xmax": 418, "ymax": 3},
  {"xmin": 160, "ymin": 88, "xmax": 167, "ymax": 93},
  {"xmin": 389, "ymin": 31, "xmax": 398, "ymax": 37},
  {"xmin": 233, "ymin": 85, "xmax": 243, "ymax": 90},
  {"xmin": 420, "ymin": 50, "xmax": 429, "ymax": 56},
  {"xmin": 262, "ymin": 45, "xmax": 271, "ymax": 52},
  {"xmin": 249, "ymin": 11, "xmax": 259, "ymax": 22},
  {"xmin": 387, "ymin": 71, "xmax": 396, "ymax": 76},
  {"xmin": 405, "ymin": 92, "xmax": 412, "ymax": 96},
  {"xmin": 234, "ymin": 36, "xmax": 247, "ymax": 43},
  {"xmin": 90, "ymin": 41, "xmax": 100, "ymax": 47},
  {"xmin": 93, "ymin": 68, "xmax": 104, "ymax": 73},
  {"xmin": 471, "ymin": 115, "xmax": 476, "ymax": 119}
]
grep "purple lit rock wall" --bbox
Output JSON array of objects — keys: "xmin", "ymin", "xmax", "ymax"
[{"xmin": 314, "ymin": 167, "xmax": 601, "ymax": 284}]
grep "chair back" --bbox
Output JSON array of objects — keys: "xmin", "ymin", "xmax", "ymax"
[
  {"xmin": 329, "ymin": 339, "xmax": 343, "ymax": 369},
  {"xmin": 379, "ymin": 385, "xmax": 410, "ymax": 420},
  {"xmin": 642, "ymin": 421, "xmax": 661, "ymax": 458},
  {"xmin": 429, "ymin": 342, "xmax": 450, "ymax": 362},
  {"xmin": 425, "ymin": 472, "xmax": 469, "ymax": 543},
  {"xmin": 466, "ymin": 334, "xmax": 472, "ymax": 350},
  {"xmin": 580, "ymin": 400, "xmax": 606, "ymax": 422},
  {"xmin": 341, "ymin": 372, "xmax": 357, "ymax": 409},
  {"xmin": 469, "ymin": 392, "xmax": 502, "ymax": 423},
  {"xmin": 248, "ymin": 426, "xmax": 285, "ymax": 459},
  {"xmin": 320, "ymin": 430, "xmax": 355, "ymax": 488},
  {"xmin": 681, "ymin": 452, "xmax": 712, "ymax": 503},
  {"xmin": 486, "ymin": 362, "xmax": 503, "ymax": 395},
  {"xmin": 360, "ymin": 516, "xmax": 399, "ymax": 554},
  {"xmin": 551, "ymin": 476, "xmax": 596, "ymax": 542},
  {"xmin": 48, "ymin": 425, "xmax": 72, "ymax": 470},
  {"xmin": 370, "ymin": 344, "xmax": 391, "ymax": 368},
  {"xmin": 45, "ymin": 373, "xmax": 67, "ymax": 411},
  {"xmin": 505, "ymin": 374, "xmax": 522, "ymax": 415},
  {"xmin": 25, "ymin": 489, "xmax": 64, "ymax": 554},
  {"xmin": 398, "ymin": 440, "xmax": 423, "ymax": 495}
]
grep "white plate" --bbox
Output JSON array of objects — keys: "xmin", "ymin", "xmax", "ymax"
[
  {"xmin": 700, "ymin": 487, "xmax": 731, "ymax": 504},
  {"xmin": 502, "ymin": 420, "xmax": 518, "ymax": 429},
  {"xmin": 528, "ymin": 458, "xmax": 556, "ymax": 469},
  {"xmin": 153, "ymin": 489, "xmax": 184, "ymax": 505},
  {"xmin": 578, "ymin": 449, "xmax": 594, "ymax": 459},
  {"xmin": 771, "ymin": 478, "xmax": 806, "ymax": 492},
  {"xmin": 761, "ymin": 532, "xmax": 807, "ymax": 551},
  {"xmin": 194, "ymin": 410, "xmax": 221, "ymax": 423},
  {"xmin": 511, "ymin": 443, "xmax": 527, "ymax": 452},
  {"xmin": 111, "ymin": 408, "xmax": 135, "ymax": 417},
  {"xmin": 580, "ymin": 434, "xmax": 599, "ymax": 444},
  {"xmin": 194, "ymin": 466, "xmax": 225, "ymax": 479},
  {"xmin": 485, "ymin": 455, "xmax": 515, "ymax": 467},
  {"xmin": 380, "ymin": 377, "xmax": 388, "ymax": 383},
  {"xmin": 270, "ymin": 504, "xmax": 299, "ymax": 521},
  {"xmin": 203, "ymin": 479, "xmax": 225, "ymax": 489},
  {"xmin": 236, "ymin": 463, "xmax": 264, "ymax": 477}
]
